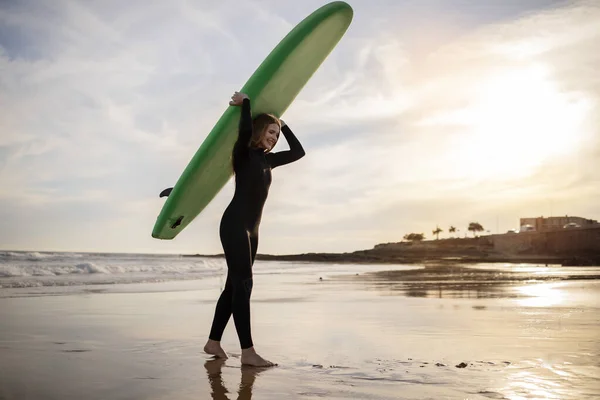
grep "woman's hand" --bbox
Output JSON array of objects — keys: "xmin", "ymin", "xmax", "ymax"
[{"xmin": 229, "ymin": 91, "xmax": 249, "ymax": 106}]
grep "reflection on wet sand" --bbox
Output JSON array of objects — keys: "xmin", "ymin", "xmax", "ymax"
[
  {"xmin": 501, "ymin": 359, "xmax": 599, "ymax": 400},
  {"xmin": 205, "ymin": 358, "xmax": 266, "ymax": 400},
  {"xmin": 326, "ymin": 263, "xmax": 600, "ymax": 399},
  {"xmin": 516, "ymin": 283, "xmax": 565, "ymax": 307},
  {"xmin": 345, "ymin": 264, "xmax": 600, "ymax": 301}
]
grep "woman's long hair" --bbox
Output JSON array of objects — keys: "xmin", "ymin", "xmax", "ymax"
[
  {"xmin": 250, "ymin": 113, "xmax": 281, "ymax": 150},
  {"xmin": 232, "ymin": 113, "xmax": 281, "ymax": 172}
]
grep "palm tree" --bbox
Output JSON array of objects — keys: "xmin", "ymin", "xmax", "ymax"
[
  {"xmin": 468, "ymin": 222, "xmax": 484, "ymax": 237},
  {"xmin": 449, "ymin": 226, "xmax": 457, "ymax": 238},
  {"xmin": 432, "ymin": 226, "xmax": 443, "ymax": 240},
  {"xmin": 403, "ymin": 233, "xmax": 425, "ymax": 242}
]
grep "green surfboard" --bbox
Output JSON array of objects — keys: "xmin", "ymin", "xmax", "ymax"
[{"xmin": 152, "ymin": 1, "xmax": 353, "ymax": 240}]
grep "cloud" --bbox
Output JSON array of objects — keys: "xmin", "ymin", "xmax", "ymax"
[
  {"xmin": 1, "ymin": 0, "xmax": 598, "ymax": 253},
  {"xmin": 257, "ymin": 0, "xmax": 600, "ymax": 252}
]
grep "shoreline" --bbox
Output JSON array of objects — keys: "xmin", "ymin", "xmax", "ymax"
[
  {"xmin": 184, "ymin": 251, "xmax": 600, "ymax": 266},
  {"xmin": 186, "ymin": 228, "xmax": 600, "ymax": 266}
]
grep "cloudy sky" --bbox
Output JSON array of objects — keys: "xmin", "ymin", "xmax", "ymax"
[{"xmin": 1, "ymin": 0, "xmax": 599, "ymax": 255}]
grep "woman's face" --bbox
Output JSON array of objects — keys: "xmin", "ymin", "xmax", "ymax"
[{"xmin": 259, "ymin": 123, "xmax": 280, "ymax": 152}]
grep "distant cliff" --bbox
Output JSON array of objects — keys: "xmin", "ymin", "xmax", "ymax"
[{"xmin": 186, "ymin": 227, "xmax": 600, "ymax": 266}]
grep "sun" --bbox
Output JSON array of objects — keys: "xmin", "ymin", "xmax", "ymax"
[{"xmin": 423, "ymin": 63, "xmax": 592, "ymax": 180}]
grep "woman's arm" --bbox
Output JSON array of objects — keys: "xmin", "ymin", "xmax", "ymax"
[
  {"xmin": 237, "ymin": 97, "xmax": 253, "ymax": 147},
  {"xmin": 266, "ymin": 121, "xmax": 306, "ymax": 168},
  {"xmin": 230, "ymin": 92, "xmax": 253, "ymax": 156}
]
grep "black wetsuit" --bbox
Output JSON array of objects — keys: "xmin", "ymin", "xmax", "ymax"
[{"xmin": 208, "ymin": 98, "xmax": 305, "ymax": 349}]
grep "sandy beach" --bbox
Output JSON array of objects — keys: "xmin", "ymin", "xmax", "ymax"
[{"xmin": 1, "ymin": 260, "xmax": 599, "ymax": 400}]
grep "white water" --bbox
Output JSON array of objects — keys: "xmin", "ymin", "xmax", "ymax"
[
  {"xmin": 0, "ymin": 251, "xmax": 226, "ymax": 288},
  {"xmin": 0, "ymin": 251, "xmax": 419, "ymax": 291}
]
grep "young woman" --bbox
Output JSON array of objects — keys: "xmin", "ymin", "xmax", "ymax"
[{"xmin": 203, "ymin": 91, "xmax": 305, "ymax": 367}]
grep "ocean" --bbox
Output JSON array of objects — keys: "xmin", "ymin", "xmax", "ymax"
[
  {"xmin": 1, "ymin": 251, "xmax": 599, "ymax": 399},
  {"xmin": 0, "ymin": 250, "xmax": 418, "ymax": 293},
  {"xmin": 0, "ymin": 251, "xmax": 226, "ymax": 289}
]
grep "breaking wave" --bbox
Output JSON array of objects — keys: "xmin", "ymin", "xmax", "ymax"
[{"xmin": 0, "ymin": 251, "xmax": 226, "ymax": 288}]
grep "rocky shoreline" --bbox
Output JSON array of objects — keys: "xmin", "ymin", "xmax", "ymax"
[
  {"xmin": 184, "ymin": 244, "xmax": 600, "ymax": 266},
  {"xmin": 184, "ymin": 232, "xmax": 600, "ymax": 266},
  {"xmin": 184, "ymin": 224, "xmax": 600, "ymax": 266}
]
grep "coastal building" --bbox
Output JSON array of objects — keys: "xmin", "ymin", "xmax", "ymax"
[{"xmin": 519, "ymin": 216, "xmax": 599, "ymax": 232}]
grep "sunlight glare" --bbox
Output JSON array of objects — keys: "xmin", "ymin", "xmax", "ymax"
[
  {"xmin": 422, "ymin": 63, "xmax": 592, "ymax": 180},
  {"xmin": 516, "ymin": 283, "xmax": 565, "ymax": 307}
]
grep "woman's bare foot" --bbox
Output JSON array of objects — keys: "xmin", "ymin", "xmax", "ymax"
[
  {"xmin": 241, "ymin": 347, "xmax": 277, "ymax": 367},
  {"xmin": 204, "ymin": 339, "xmax": 228, "ymax": 359}
]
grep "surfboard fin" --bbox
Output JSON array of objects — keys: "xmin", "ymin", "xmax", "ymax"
[{"xmin": 160, "ymin": 187, "xmax": 173, "ymax": 198}]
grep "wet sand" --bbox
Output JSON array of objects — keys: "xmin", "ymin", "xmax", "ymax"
[{"xmin": 1, "ymin": 262, "xmax": 599, "ymax": 399}]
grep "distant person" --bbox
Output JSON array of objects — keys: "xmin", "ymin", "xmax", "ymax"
[{"xmin": 203, "ymin": 91, "xmax": 305, "ymax": 367}]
